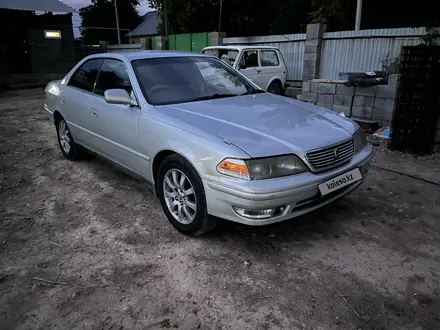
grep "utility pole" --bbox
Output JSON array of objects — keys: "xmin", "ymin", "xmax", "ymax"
[
  {"xmin": 114, "ymin": 0, "xmax": 121, "ymax": 44},
  {"xmin": 163, "ymin": 0, "xmax": 169, "ymax": 46},
  {"xmin": 218, "ymin": 0, "xmax": 223, "ymax": 33},
  {"xmin": 355, "ymin": 0, "xmax": 362, "ymax": 31}
]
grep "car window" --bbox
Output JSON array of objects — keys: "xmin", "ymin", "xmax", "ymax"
[
  {"xmin": 94, "ymin": 59, "xmax": 132, "ymax": 96},
  {"xmin": 132, "ymin": 57, "xmax": 256, "ymax": 106},
  {"xmin": 67, "ymin": 59, "xmax": 103, "ymax": 93},
  {"xmin": 260, "ymin": 50, "xmax": 279, "ymax": 67},
  {"xmin": 241, "ymin": 50, "xmax": 259, "ymax": 68}
]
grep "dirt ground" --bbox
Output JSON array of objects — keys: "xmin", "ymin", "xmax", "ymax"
[{"xmin": 1, "ymin": 88, "xmax": 439, "ymax": 330}]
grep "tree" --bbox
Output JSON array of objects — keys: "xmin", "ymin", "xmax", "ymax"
[
  {"xmin": 149, "ymin": 0, "xmax": 311, "ymax": 36},
  {"xmin": 308, "ymin": 0, "xmax": 356, "ymax": 31},
  {"xmin": 79, "ymin": 0, "xmax": 141, "ymax": 45},
  {"xmin": 149, "ymin": 0, "xmax": 440, "ymax": 38}
]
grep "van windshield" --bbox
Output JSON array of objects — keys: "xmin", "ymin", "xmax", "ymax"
[{"xmin": 202, "ymin": 49, "xmax": 239, "ymax": 65}]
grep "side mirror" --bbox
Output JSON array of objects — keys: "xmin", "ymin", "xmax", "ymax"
[
  {"xmin": 239, "ymin": 62, "xmax": 246, "ymax": 70},
  {"xmin": 104, "ymin": 89, "xmax": 137, "ymax": 106}
]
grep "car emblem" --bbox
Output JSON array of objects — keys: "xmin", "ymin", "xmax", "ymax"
[{"xmin": 333, "ymin": 148, "xmax": 339, "ymax": 159}]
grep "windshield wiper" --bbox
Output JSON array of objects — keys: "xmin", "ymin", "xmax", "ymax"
[
  {"xmin": 187, "ymin": 93, "xmax": 238, "ymax": 102},
  {"xmin": 241, "ymin": 89, "xmax": 266, "ymax": 95}
]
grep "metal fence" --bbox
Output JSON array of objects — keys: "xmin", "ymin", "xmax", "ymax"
[
  {"xmin": 222, "ymin": 34, "xmax": 306, "ymax": 82},
  {"xmin": 106, "ymin": 44, "xmax": 143, "ymax": 53},
  {"xmin": 222, "ymin": 27, "xmax": 437, "ymax": 82},
  {"xmin": 319, "ymin": 28, "xmax": 428, "ymax": 80}
]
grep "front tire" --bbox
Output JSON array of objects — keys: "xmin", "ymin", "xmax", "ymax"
[
  {"xmin": 157, "ymin": 154, "xmax": 216, "ymax": 235},
  {"xmin": 55, "ymin": 116, "xmax": 82, "ymax": 160}
]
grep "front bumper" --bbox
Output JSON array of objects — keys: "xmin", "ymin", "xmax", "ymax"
[{"xmin": 203, "ymin": 144, "xmax": 373, "ymax": 226}]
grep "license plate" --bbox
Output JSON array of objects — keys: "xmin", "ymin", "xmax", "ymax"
[{"xmin": 318, "ymin": 168, "xmax": 362, "ymax": 196}]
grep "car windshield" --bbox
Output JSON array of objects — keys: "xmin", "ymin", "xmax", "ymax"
[{"xmin": 131, "ymin": 56, "xmax": 257, "ymax": 105}]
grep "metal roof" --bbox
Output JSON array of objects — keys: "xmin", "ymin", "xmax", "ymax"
[
  {"xmin": 127, "ymin": 11, "xmax": 161, "ymax": 37},
  {"xmin": 0, "ymin": 0, "xmax": 74, "ymax": 13}
]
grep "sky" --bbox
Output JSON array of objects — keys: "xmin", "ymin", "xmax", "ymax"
[{"xmin": 60, "ymin": 0, "xmax": 152, "ymax": 37}]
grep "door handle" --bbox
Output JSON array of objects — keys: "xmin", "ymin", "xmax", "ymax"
[
  {"xmin": 256, "ymin": 69, "xmax": 262, "ymax": 73},
  {"xmin": 90, "ymin": 109, "xmax": 98, "ymax": 117},
  {"xmin": 60, "ymin": 97, "xmax": 66, "ymax": 103}
]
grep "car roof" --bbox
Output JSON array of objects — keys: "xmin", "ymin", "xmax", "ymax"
[
  {"xmin": 82, "ymin": 50, "xmax": 208, "ymax": 62},
  {"xmin": 202, "ymin": 45, "xmax": 279, "ymax": 51}
]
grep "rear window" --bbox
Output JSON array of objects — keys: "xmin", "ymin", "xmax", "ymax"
[{"xmin": 260, "ymin": 50, "xmax": 279, "ymax": 67}]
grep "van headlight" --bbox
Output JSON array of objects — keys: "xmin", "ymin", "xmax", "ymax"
[
  {"xmin": 353, "ymin": 129, "xmax": 368, "ymax": 153},
  {"xmin": 217, "ymin": 155, "xmax": 307, "ymax": 180}
]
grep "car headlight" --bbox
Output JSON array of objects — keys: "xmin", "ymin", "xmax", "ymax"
[
  {"xmin": 217, "ymin": 155, "xmax": 308, "ymax": 180},
  {"xmin": 353, "ymin": 129, "xmax": 368, "ymax": 153}
]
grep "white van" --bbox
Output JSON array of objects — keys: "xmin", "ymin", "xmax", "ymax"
[{"xmin": 201, "ymin": 45, "xmax": 287, "ymax": 95}]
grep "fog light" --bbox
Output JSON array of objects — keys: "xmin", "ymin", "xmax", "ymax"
[{"xmin": 233, "ymin": 207, "xmax": 275, "ymax": 219}]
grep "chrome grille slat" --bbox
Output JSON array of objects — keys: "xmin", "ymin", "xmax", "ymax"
[
  {"xmin": 312, "ymin": 153, "xmax": 353, "ymax": 166},
  {"xmin": 307, "ymin": 144, "xmax": 353, "ymax": 158},
  {"xmin": 312, "ymin": 155, "xmax": 353, "ymax": 168},
  {"xmin": 306, "ymin": 139, "xmax": 354, "ymax": 171},
  {"xmin": 307, "ymin": 147, "xmax": 354, "ymax": 162}
]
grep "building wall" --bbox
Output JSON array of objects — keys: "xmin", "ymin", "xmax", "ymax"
[
  {"xmin": 0, "ymin": 9, "xmax": 76, "ymax": 75},
  {"xmin": 27, "ymin": 27, "xmax": 77, "ymax": 74}
]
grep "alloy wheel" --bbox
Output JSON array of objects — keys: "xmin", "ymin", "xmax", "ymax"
[
  {"xmin": 58, "ymin": 120, "xmax": 71, "ymax": 154},
  {"xmin": 162, "ymin": 169, "xmax": 197, "ymax": 224}
]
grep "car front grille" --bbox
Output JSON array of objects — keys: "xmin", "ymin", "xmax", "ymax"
[{"xmin": 306, "ymin": 139, "xmax": 354, "ymax": 171}]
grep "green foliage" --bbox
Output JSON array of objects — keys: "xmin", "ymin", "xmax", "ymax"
[
  {"xmin": 421, "ymin": 28, "xmax": 440, "ymax": 46},
  {"xmin": 380, "ymin": 54, "xmax": 400, "ymax": 76},
  {"xmin": 79, "ymin": 0, "xmax": 141, "ymax": 45},
  {"xmin": 149, "ymin": 0, "xmax": 311, "ymax": 36},
  {"xmin": 148, "ymin": 0, "xmax": 440, "ymax": 37}
]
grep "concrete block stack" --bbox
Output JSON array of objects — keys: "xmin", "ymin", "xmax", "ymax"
[{"xmin": 297, "ymin": 74, "xmax": 401, "ymax": 128}]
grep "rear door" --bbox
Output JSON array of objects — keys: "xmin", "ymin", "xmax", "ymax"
[
  {"xmin": 237, "ymin": 50, "xmax": 262, "ymax": 87},
  {"xmin": 90, "ymin": 59, "xmax": 146, "ymax": 176},
  {"xmin": 258, "ymin": 49, "xmax": 285, "ymax": 89},
  {"xmin": 61, "ymin": 58, "xmax": 104, "ymax": 151}
]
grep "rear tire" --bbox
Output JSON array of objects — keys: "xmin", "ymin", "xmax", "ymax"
[
  {"xmin": 157, "ymin": 154, "xmax": 216, "ymax": 235},
  {"xmin": 268, "ymin": 80, "xmax": 283, "ymax": 95},
  {"xmin": 55, "ymin": 116, "xmax": 82, "ymax": 161}
]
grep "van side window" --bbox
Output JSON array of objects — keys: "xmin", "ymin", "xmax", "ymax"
[
  {"xmin": 243, "ymin": 50, "xmax": 259, "ymax": 68},
  {"xmin": 260, "ymin": 51, "xmax": 279, "ymax": 67},
  {"xmin": 67, "ymin": 59, "xmax": 104, "ymax": 92}
]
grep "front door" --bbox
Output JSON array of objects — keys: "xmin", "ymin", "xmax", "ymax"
[{"xmin": 90, "ymin": 59, "xmax": 147, "ymax": 176}]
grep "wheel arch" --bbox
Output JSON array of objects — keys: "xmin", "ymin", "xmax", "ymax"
[
  {"xmin": 151, "ymin": 148, "xmax": 203, "ymax": 193},
  {"xmin": 265, "ymin": 77, "xmax": 283, "ymax": 91},
  {"xmin": 53, "ymin": 110, "xmax": 63, "ymax": 123}
]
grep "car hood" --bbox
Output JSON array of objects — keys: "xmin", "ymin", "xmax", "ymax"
[{"xmin": 155, "ymin": 94, "xmax": 358, "ymax": 158}]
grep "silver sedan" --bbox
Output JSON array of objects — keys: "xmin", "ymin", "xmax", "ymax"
[{"xmin": 44, "ymin": 51, "xmax": 373, "ymax": 235}]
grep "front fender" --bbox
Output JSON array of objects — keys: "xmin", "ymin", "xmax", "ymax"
[{"xmin": 139, "ymin": 109, "xmax": 250, "ymax": 184}]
